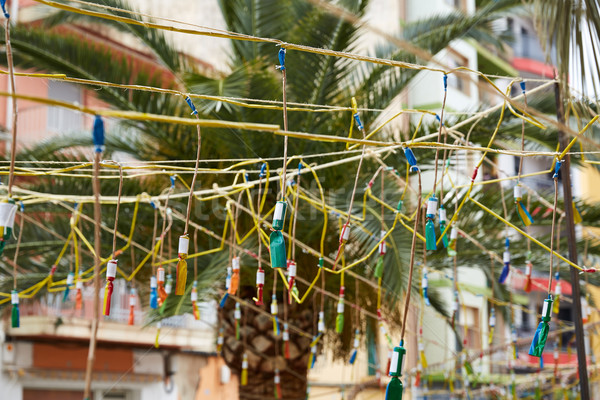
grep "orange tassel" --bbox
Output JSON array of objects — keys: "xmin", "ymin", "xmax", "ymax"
[
  {"xmin": 157, "ymin": 267, "xmax": 167, "ymax": 306},
  {"xmin": 103, "ymin": 260, "xmax": 117, "ymax": 316},
  {"xmin": 228, "ymin": 256, "xmax": 240, "ymax": 295},
  {"xmin": 128, "ymin": 288, "xmax": 136, "ymax": 325},
  {"xmin": 75, "ymin": 279, "xmax": 83, "ymax": 310},
  {"xmin": 175, "ymin": 235, "xmax": 189, "ymax": 296}
]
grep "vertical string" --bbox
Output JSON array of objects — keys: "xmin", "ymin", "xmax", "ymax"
[
  {"xmin": 5, "ymin": 18, "xmax": 18, "ymax": 198},
  {"xmin": 111, "ymin": 164, "xmax": 123, "ymax": 259},
  {"xmin": 193, "ymin": 228, "xmax": 198, "ymax": 282},
  {"xmin": 84, "ymin": 146, "xmax": 103, "ymax": 400},
  {"xmin": 183, "ymin": 100, "xmax": 202, "ymax": 235},
  {"xmin": 278, "ymin": 48, "xmax": 289, "ymax": 200},
  {"xmin": 432, "ymin": 74, "xmax": 448, "ymax": 195},
  {"xmin": 290, "ymin": 164, "xmax": 301, "ymax": 261},
  {"xmin": 547, "ymin": 177, "xmax": 560, "ymax": 294},
  {"xmin": 151, "ymin": 205, "xmax": 158, "ymax": 275},
  {"xmin": 400, "ymin": 171, "xmax": 422, "ymax": 342}
]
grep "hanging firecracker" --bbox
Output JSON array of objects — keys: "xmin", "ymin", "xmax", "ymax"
[
  {"xmin": 191, "ymin": 281, "xmax": 199, "ymax": 320},
  {"xmin": 336, "ymin": 286, "xmax": 345, "ymax": 334},
  {"xmin": 385, "ymin": 341, "xmax": 406, "ymax": 400},
  {"xmin": 447, "ymin": 227, "xmax": 458, "ymax": 257},
  {"xmin": 0, "ymin": 199, "xmax": 17, "ymax": 256},
  {"xmin": 287, "ymin": 260, "xmax": 296, "ymax": 304},
  {"xmin": 418, "ymin": 329, "xmax": 427, "ymax": 368},
  {"xmin": 157, "ymin": 267, "xmax": 167, "ymax": 306},
  {"xmin": 488, "ymin": 307, "xmax": 496, "ymax": 345},
  {"xmin": 379, "ymin": 230, "xmax": 387, "ymax": 255},
  {"xmin": 422, "ymin": 268, "xmax": 430, "ymax": 306},
  {"xmin": 439, "ymin": 205, "xmax": 449, "ymax": 248},
  {"xmin": 234, "ymin": 302, "xmax": 241, "ymax": 340},
  {"xmin": 220, "ymin": 266, "xmax": 232, "ymax": 308},
  {"xmin": 308, "ymin": 339, "xmax": 318, "ymax": 369},
  {"xmin": 553, "ymin": 272, "xmax": 561, "ymax": 314},
  {"xmin": 154, "ymin": 321, "xmax": 161, "ymax": 349},
  {"xmin": 349, "ymin": 329, "xmax": 360, "ymax": 365},
  {"xmin": 499, "ymin": 238, "xmax": 511, "ymax": 284},
  {"xmin": 63, "ymin": 271, "xmax": 75, "ymax": 302},
  {"xmin": 11, "ymin": 289, "xmax": 19, "ymax": 328},
  {"xmin": 318, "ymin": 311, "xmax": 325, "ymax": 333},
  {"xmin": 283, "ymin": 323, "xmax": 290, "ymax": 359},
  {"xmin": 150, "ymin": 276, "xmax": 158, "ymax": 309},
  {"xmin": 128, "ymin": 287, "xmax": 136, "ymax": 325},
  {"xmin": 229, "ymin": 256, "xmax": 240, "ymax": 296},
  {"xmin": 529, "ymin": 295, "xmax": 553, "ymax": 357},
  {"xmin": 255, "ymin": 267, "xmax": 264, "ymax": 305},
  {"xmin": 241, "ymin": 353, "xmax": 248, "ymax": 386},
  {"xmin": 524, "ymin": 253, "xmax": 533, "ymax": 293},
  {"xmin": 514, "ymin": 184, "xmax": 534, "ymax": 226},
  {"xmin": 103, "ymin": 259, "xmax": 117, "ymax": 316},
  {"xmin": 175, "ymin": 235, "xmax": 189, "ymax": 295},
  {"xmin": 216, "ymin": 328, "xmax": 224, "ymax": 353},
  {"xmin": 274, "ymin": 368, "xmax": 282, "ymax": 399},
  {"xmin": 270, "ymin": 201, "xmax": 287, "ymax": 269},
  {"xmin": 75, "ymin": 279, "xmax": 83, "ymax": 310},
  {"xmin": 271, "ymin": 294, "xmax": 280, "ymax": 335},
  {"xmin": 425, "ymin": 196, "xmax": 438, "ymax": 251}
]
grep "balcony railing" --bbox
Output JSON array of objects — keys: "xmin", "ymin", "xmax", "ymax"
[
  {"xmin": 513, "ymin": 34, "xmax": 556, "ymax": 64},
  {"xmin": 21, "ymin": 278, "xmax": 217, "ymax": 331}
]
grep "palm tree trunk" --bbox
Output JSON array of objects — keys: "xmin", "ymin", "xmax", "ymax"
[{"xmin": 220, "ymin": 290, "xmax": 314, "ymax": 400}]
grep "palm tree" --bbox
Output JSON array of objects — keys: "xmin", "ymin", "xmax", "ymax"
[{"xmin": 3, "ymin": 0, "xmax": 600, "ymax": 398}]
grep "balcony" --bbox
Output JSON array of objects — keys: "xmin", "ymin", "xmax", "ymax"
[{"xmin": 8, "ymin": 279, "xmax": 216, "ymax": 352}]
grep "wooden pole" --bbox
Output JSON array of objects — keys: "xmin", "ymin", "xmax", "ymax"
[
  {"xmin": 83, "ymin": 150, "xmax": 102, "ymax": 399},
  {"xmin": 554, "ymin": 82, "xmax": 589, "ymax": 399}
]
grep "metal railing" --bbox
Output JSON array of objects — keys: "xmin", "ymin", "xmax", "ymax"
[{"xmin": 21, "ymin": 278, "xmax": 216, "ymax": 331}]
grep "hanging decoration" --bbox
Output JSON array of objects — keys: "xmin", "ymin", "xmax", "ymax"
[
  {"xmin": 157, "ymin": 267, "xmax": 167, "ymax": 306},
  {"xmin": 11, "ymin": 289, "xmax": 19, "ymax": 328},
  {"xmin": 241, "ymin": 353, "xmax": 248, "ymax": 386},
  {"xmin": 283, "ymin": 323, "xmax": 290, "ymax": 359},
  {"xmin": 103, "ymin": 259, "xmax": 117, "ymax": 316},
  {"xmin": 447, "ymin": 227, "xmax": 458, "ymax": 257},
  {"xmin": 514, "ymin": 185, "xmax": 533, "ymax": 226},
  {"xmin": 349, "ymin": 329, "xmax": 360, "ymax": 365},
  {"xmin": 103, "ymin": 163, "xmax": 124, "ymax": 316},
  {"xmin": 274, "ymin": 368, "xmax": 282, "ymax": 399},
  {"xmin": 271, "ymin": 294, "xmax": 280, "ymax": 335},
  {"xmin": 499, "ymin": 238, "xmax": 511, "ymax": 284},
  {"xmin": 175, "ymin": 234, "xmax": 189, "ymax": 295},
  {"xmin": 75, "ymin": 278, "xmax": 83, "ymax": 310},
  {"xmin": 229, "ymin": 256, "xmax": 240, "ymax": 295},
  {"xmin": 425, "ymin": 196, "xmax": 438, "ymax": 251},
  {"xmin": 336, "ymin": 282, "xmax": 345, "ymax": 334},
  {"xmin": 128, "ymin": 287, "xmax": 136, "ymax": 325},
  {"xmin": 234, "ymin": 302, "xmax": 241, "ymax": 340},
  {"xmin": 524, "ymin": 252, "xmax": 533, "ymax": 293},
  {"xmin": 270, "ymin": 200, "xmax": 287, "ymax": 269},
  {"xmin": 529, "ymin": 159, "xmax": 562, "ymax": 358},
  {"xmin": 254, "ymin": 163, "xmax": 267, "ymax": 306},
  {"xmin": 422, "ymin": 267, "xmax": 430, "ymax": 307},
  {"xmin": 386, "ymin": 342, "xmax": 406, "ymax": 400},
  {"xmin": 439, "ymin": 205, "xmax": 449, "ymax": 248},
  {"xmin": 191, "ymin": 281, "xmax": 200, "ymax": 320},
  {"xmin": 271, "ymin": 48, "xmax": 289, "ymax": 271},
  {"xmin": 64, "ymin": 271, "xmax": 75, "ymax": 302}
]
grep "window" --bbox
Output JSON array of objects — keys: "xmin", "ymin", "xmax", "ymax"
[
  {"xmin": 445, "ymin": 0, "xmax": 467, "ymax": 11},
  {"xmin": 47, "ymin": 81, "xmax": 83, "ymax": 135},
  {"xmin": 446, "ymin": 51, "xmax": 471, "ymax": 96},
  {"xmin": 459, "ymin": 306, "xmax": 481, "ymax": 349}
]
